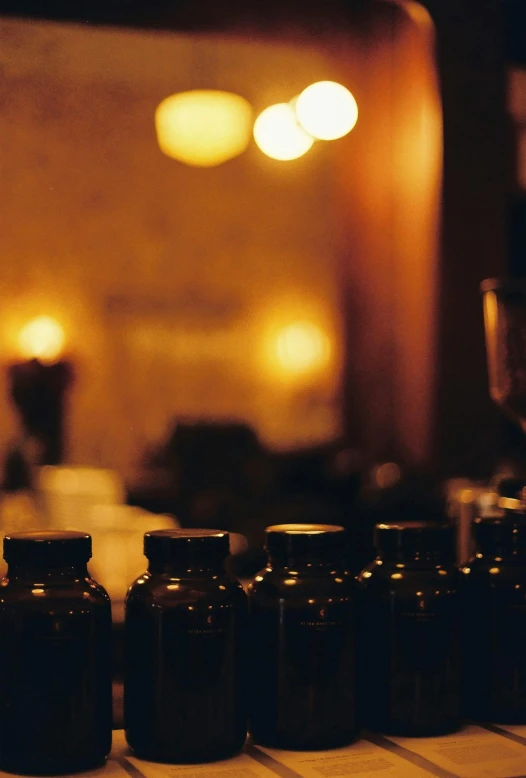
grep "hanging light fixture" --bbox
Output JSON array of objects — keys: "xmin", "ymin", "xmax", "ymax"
[
  {"xmin": 253, "ymin": 103, "xmax": 314, "ymax": 161},
  {"xmin": 155, "ymin": 89, "xmax": 253, "ymax": 168},
  {"xmin": 294, "ymin": 81, "xmax": 358, "ymax": 141}
]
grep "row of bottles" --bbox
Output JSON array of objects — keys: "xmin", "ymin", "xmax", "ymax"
[
  {"xmin": 1, "ymin": 510, "xmax": 526, "ymax": 773},
  {"xmin": 360, "ymin": 504, "xmax": 526, "ymax": 734}
]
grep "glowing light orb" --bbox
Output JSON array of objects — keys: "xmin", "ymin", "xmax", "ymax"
[
  {"xmin": 155, "ymin": 90, "xmax": 253, "ymax": 167},
  {"xmin": 275, "ymin": 322, "xmax": 330, "ymax": 374},
  {"xmin": 295, "ymin": 81, "xmax": 358, "ymax": 141},
  {"xmin": 18, "ymin": 316, "xmax": 65, "ymax": 363},
  {"xmin": 253, "ymin": 103, "xmax": 314, "ymax": 161}
]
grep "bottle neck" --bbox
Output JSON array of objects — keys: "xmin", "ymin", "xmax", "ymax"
[
  {"xmin": 378, "ymin": 549, "xmax": 452, "ymax": 567},
  {"xmin": 267, "ymin": 554, "xmax": 341, "ymax": 572},
  {"xmin": 6, "ymin": 562, "xmax": 90, "ymax": 584},
  {"xmin": 147, "ymin": 559, "xmax": 226, "ymax": 576}
]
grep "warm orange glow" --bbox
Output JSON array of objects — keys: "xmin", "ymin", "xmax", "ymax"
[
  {"xmin": 253, "ymin": 103, "xmax": 314, "ymax": 161},
  {"xmin": 482, "ymin": 290, "xmax": 505, "ymax": 408},
  {"xmin": 155, "ymin": 90, "xmax": 253, "ymax": 167},
  {"xmin": 18, "ymin": 316, "xmax": 65, "ymax": 363},
  {"xmin": 295, "ymin": 81, "xmax": 358, "ymax": 141},
  {"xmin": 375, "ymin": 462, "xmax": 401, "ymax": 489},
  {"xmin": 275, "ymin": 322, "xmax": 331, "ymax": 375}
]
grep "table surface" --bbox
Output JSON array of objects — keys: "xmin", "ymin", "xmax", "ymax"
[{"xmin": 14, "ymin": 725, "xmax": 526, "ymax": 778}]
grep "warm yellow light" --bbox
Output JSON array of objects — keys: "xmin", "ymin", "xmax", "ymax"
[
  {"xmin": 275, "ymin": 322, "xmax": 330, "ymax": 374},
  {"xmin": 18, "ymin": 316, "xmax": 65, "ymax": 363},
  {"xmin": 295, "ymin": 81, "xmax": 358, "ymax": 141},
  {"xmin": 253, "ymin": 103, "xmax": 314, "ymax": 161},
  {"xmin": 155, "ymin": 90, "xmax": 253, "ymax": 167}
]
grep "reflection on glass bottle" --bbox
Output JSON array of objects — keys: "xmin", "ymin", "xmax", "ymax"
[
  {"xmin": 358, "ymin": 521, "xmax": 460, "ymax": 736},
  {"xmin": 125, "ymin": 529, "xmax": 247, "ymax": 762},
  {"xmin": 249, "ymin": 523, "xmax": 357, "ymax": 749},
  {"xmin": 0, "ymin": 531, "xmax": 112, "ymax": 775}
]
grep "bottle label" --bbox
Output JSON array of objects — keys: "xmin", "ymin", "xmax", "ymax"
[{"xmin": 249, "ymin": 595, "xmax": 356, "ymax": 744}]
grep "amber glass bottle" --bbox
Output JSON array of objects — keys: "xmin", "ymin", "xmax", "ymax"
[
  {"xmin": 358, "ymin": 521, "xmax": 460, "ymax": 736},
  {"xmin": 0, "ymin": 531, "xmax": 112, "ymax": 775},
  {"xmin": 461, "ymin": 513, "xmax": 526, "ymax": 722},
  {"xmin": 125, "ymin": 529, "xmax": 247, "ymax": 762},
  {"xmin": 249, "ymin": 523, "xmax": 357, "ymax": 750}
]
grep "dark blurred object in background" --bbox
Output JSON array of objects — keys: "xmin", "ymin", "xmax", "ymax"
[
  {"xmin": 130, "ymin": 421, "xmax": 363, "ymax": 576},
  {"xmin": 130, "ymin": 420, "xmax": 453, "ymax": 576},
  {"xmin": 2, "ymin": 447, "xmax": 32, "ymax": 492},
  {"xmin": 8, "ymin": 359, "xmax": 73, "ymax": 467}
]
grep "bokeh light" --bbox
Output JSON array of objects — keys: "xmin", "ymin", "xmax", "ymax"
[
  {"xmin": 155, "ymin": 90, "xmax": 253, "ymax": 167},
  {"xmin": 18, "ymin": 316, "xmax": 65, "ymax": 363},
  {"xmin": 253, "ymin": 103, "xmax": 314, "ymax": 161},
  {"xmin": 295, "ymin": 81, "xmax": 358, "ymax": 141},
  {"xmin": 275, "ymin": 322, "xmax": 331, "ymax": 374},
  {"xmin": 374, "ymin": 462, "xmax": 402, "ymax": 489}
]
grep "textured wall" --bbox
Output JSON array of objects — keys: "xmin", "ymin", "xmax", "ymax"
[{"xmin": 0, "ymin": 19, "xmax": 347, "ymax": 479}]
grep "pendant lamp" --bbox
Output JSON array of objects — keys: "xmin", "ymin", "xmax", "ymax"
[{"xmin": 155, "ymin": 89, "xmax": 253, "ymax": 167}]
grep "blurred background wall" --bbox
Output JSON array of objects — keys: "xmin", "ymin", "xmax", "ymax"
[
  {"xmin": 0, "ymin": 0, "xmax": 513, "ymax": 492},
  {"xmin": 0, "ymin": 6, "xmax": 443, "ymax": 485},
  {"xmin": 0, "ymin": 20, "xmax": 349, "ymax": 479}
]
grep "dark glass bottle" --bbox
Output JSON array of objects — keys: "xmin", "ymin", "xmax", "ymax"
[
  {"xmin": 125, "ymin": 529, "xmax": 247, "ymax": 762},
  {"xmin": 461, "ymin": 513, "xmax": 526, "ymax": 722},
  {"xmin": 249, "ymin": 523, "xmax": 357, "ymax": 749},
  {"xmin": 0, "ymin": 531, "xmax": 112, "ymax": 775},
  {"xmin": 358, "ymin": 521, "xmax": 460, "ymax": 736}
]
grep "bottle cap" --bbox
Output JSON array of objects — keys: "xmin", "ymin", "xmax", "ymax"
[
  {"xmin": 144, "ymin": 529, "xmax": 229, "ymax": 566},
  {"xmin": 374, "ymin": 520, "xmax": 454, "ymax": 559},
  {"xmin": 3, "ymin": 530, "xmax": 92, "ymax": 565},
  {"xmin": 265, "ymin": 523, "xmax": 345, "ymax": 563}
]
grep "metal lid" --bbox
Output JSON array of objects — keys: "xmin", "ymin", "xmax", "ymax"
[
  {"xmin": 497, "ymin": 477, "xmax": 526, "ymax": 499},
  {"xmin": 3, "ymin": 530, "xmax": 92, "ymax": 565},
  {"xmin": 144, "ymin": 528, "xmax": 229, "ymax": 565},
  {"xmin": 498, "ymin": 495, "xmax": 526, "ymax": 514},
  {"xmin": 265, "ymin": 523, "xmax": 345, "ymax": 561},
  {"xmin": 480, "ymin": 277, "xmax": 526, "ymax": 295}
]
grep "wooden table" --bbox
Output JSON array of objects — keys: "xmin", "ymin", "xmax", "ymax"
[{"xmin": 57, "ymin": 726, "xmax": 526, "ymax": 778}]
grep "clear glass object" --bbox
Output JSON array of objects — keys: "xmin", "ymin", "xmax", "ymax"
[{"xmin": 481, "ymin": 278, "xmax": 526, "ymax": 432}]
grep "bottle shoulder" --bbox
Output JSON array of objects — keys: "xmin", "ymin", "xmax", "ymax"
[
  {"xmin": 0, "ymin": 575, "xmax": 111, "ymax": 609},
  {"xmin": 357, "ymin": 558, "xmax": 458, "ymax": 596},
  {"xmin": 460, "ymin": 555, "xmax": 526, "ymax": 584},
  {"xmin": 126, "ymin": 570, "xmax": 246, "ymax": 608},
  {"xmin": 248, "ymin": 567, "xmax": 355, "ymax": 600}
]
